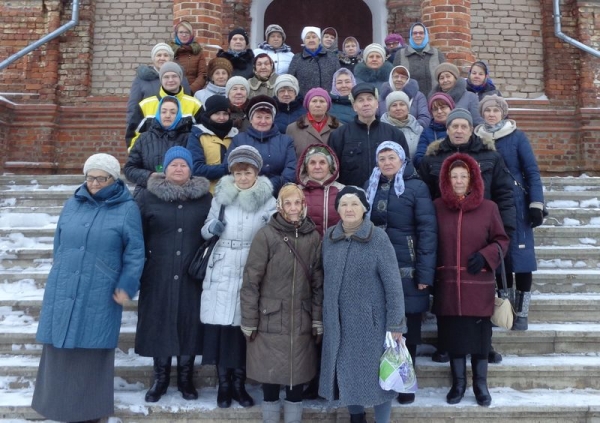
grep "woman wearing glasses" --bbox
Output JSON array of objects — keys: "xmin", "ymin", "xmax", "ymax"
[
  {"xmin": 170, "ymin": 20, "xmax": 207, "ymax": 94},
  {"xmin": 33, "ymin": 153, "xmax": 145, "ymax": 423}
]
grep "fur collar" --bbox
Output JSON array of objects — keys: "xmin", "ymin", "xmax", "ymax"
[
  {"xmin": 214, "ymin": 175, "xmax": 273, "ymax": 212},
  {"xmin": 431, "ymin": 77, "xmax": 467, "ymax": 104},
  {"xmin": 425, "ymin": 135, "xmax": 496, "ymax": 157},
  {"xmin": 328, "ymin": 218, "xmax": 374, "ymax": 243},
  {"xmin": 353, "ymin": 61, "xmax": 394, "ymax": 83},
  {"xmin": 474, "ymin": 119, "xmax": 517, "ymax": 142},
  {"xmin": 248, "ymin": 74, "xmax": 277, "ymax": 90},
  {"xmin": 438, "ymin": 152, "xmax": 483, "ymax": 211},
  {"xmin": 147, "ymin": 175, "xmax": 210, "ymax": 202}
]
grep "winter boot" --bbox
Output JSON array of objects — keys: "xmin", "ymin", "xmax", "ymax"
[
  {"xmin": 231, "ymin": 367, "xmax": 254, "ymax": 407},
  {"xmin": 176, "ymin": 355, "xmax": 198, "ymax": 400},
  {"xmin": 302, "ymin": 376, "xmax": 320, "ymax": 400},
  {"xmin": 397, "ymin": 343, "xmax": 416, "ymax": 404},
  {"xmin": 284, "ymin": 400, "xmax": 303, "ymax": 423},
  {"xmin": 145, "ymin": 357, "xmax": 172, "ymax": 402},
  {"xmin": 512, "ymin": 290, "xmax": 531, "ymax": 331},
  {"xmin": 262, "ymin": 400, "xmax": 281, "ymax": 423},
  {"xmin": 488, "ymin": 346, "xmax": 502, "ymax": 364},
  {"xmin": 432, "ymin": 349, "xmax": 450, "ymax": 363},
  {"xmin": 446, "ymin": 356, "xmax": 467, "ymax": 404},
  {"xmin": 349, "ymin": 412, "xmax": 367, "ymax": 423},
  {"xmin": 472, "ymin": 355, "xmax": 492, "ymax": 406},
  {"xmin": 216, "ymin": 366, "xmax": 233, "ymax": 408}
]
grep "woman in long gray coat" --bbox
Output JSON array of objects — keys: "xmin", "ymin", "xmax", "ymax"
[{"xmin": 320, "ymin": 186, "xmax": 406, "ymax": 423}]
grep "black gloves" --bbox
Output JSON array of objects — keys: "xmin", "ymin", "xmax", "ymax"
[
  {"xmin": 467, "ymin": 252, "xmax": 486, "ymax": 275},
  {"xmin": 529, "ymin": 207, "xmax": 544, "ymax": 228}
]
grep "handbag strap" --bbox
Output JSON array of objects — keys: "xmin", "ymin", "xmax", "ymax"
[
  {"xmin": 218, "ymin": 204, "xmax": 225, "ymax": 222},
  {"xmin": 496, "ymin": 243, "xmax": 508, "ymax": 294},
  {"xmin": 275, "ymin": 229, "xmax": 312, "ymax": 282}
]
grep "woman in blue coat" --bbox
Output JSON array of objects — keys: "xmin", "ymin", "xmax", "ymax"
[
  {"xmin": 33, "ymin": 154, "xmax": 145, "ymax": 423},
  {"xmin": 474, "ymin": 95, "xmax": 545, "ymax": 330},
  {"xmin": 365, "ymin": 141, "xmax": 437, "ymax": 405}
]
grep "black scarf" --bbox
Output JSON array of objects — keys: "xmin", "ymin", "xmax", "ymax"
[{"xmin": 200, "ymin": 113, "xmax": 234, "ymax": 140}]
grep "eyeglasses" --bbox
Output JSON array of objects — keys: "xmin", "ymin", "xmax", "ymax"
[
  {"xmin": 432, "ymin": 105, "xmax": 450, "ymax": 112},
  {"xmin": 85, "ymin": 175, "xmax": 112, "ymax": 183}
]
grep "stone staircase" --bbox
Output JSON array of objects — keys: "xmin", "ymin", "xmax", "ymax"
[{"xmin": 0, "ymin": 175, "xmax": 600, "ymax": 422}]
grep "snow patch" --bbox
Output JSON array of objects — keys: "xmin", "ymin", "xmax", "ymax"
[
  {"xmin": 581, "ymin": 198, "xmax": 600, "ymax": 208},
  {"xmin": 562, "ymin": 218, "xmax": 581, "ymax": 226},
  {"xmin": 579, "ymin": 238, "xmax": 597, "ymax": 245}
]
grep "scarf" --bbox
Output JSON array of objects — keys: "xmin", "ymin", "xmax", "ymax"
[
  {"xmin": 483, "ymin": 119, "xmax": 506, "ymax": 133},
  {"xmin": 408, "ymin": 23, "xmax": 430, "ymax": 51},
  {"xmin": 200, "ymin": 113, "xmax": 234, "ymax": 140},
  {"xmin": 365, "ymin": 141, "xmax": 407, "ymax": 216},
  {"xmin": 304, "ymin": 45, "xmax": 323, "ymax": 57},
  {"xmin": 257, "ymin": 41, "xmax": 292, "ymax": 53},
  {"xmin": 307, "ymin": 112, "xmax": 328, "ymax": 133},
  {"xmin": 385, "ymin": 114, "xmax": 410, "ymax": 128}
]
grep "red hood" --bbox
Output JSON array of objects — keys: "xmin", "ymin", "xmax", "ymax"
[
  {"xmin": 439, "ymin": 152, "xmax": 484, "ymax": 211},
  {"xmin": 296, "ymin": 143, "xmax": 340, "ymax": 187}
]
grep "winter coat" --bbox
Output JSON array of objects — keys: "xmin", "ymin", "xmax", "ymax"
[
  {"xmin": 248, "ymin": 73, "xmax": 278, "ymax": 99},
  {"xmin": 241, "ymin": 213, "xmax": 323, "ymax": 386},
  {"xmin": 338, "ymin": 53, "xmax": 362, "ymax": 73},
  {"xmin": 319, "ymin": 219, "xmax": 406, "ymax": 406},
  {"xmin": 254, "ymin": 44, "xmax": 294, "ymax": 75},
  {"xmin": 329, "ymin": 117, "xmax": 409, "ymax": 187},
  {"xmin": 187, "ymin": 124, "xmax": 238, "ymax": 192},
  {"xmin": 380, "ymin": 113, "xmax": 423, "ymax": 158},
  {"xmin": 466, "ymin": 78, "xmax": 502, "ymax": 101},
  {"xmin": 194, "ymin": 82, "xmax": 226, "ymax": 105},
  {"xmin": 418, "ymin": 135, "xmax": 516, "ymax": 236},
  {"xmin": 475, "ymin": 121, "xmax": 544, "ymax": 272},
  {"xmin": 296, "ymin": 143, "xmax": 344, "ymax": 236},
  {"xmin": 286, "ymin": 114, "xmax": 341, "ymax": 157},
  {"xmin": 288, "ymin": 49, "xmax": 341, "ymax": 96},
  {"xmin": 274, "ymin": 96, "xmax": 306, "ymax": 134},
  {"xmin": 216, "ymin": 49, "xmax": 255, "ymax": 79},
  {"xmin": 379, "ymin": 78, "xmax": 431, "ymax": 128},
  {"xmin": 353, "ymin": 61, "xmax": 394, "ymax": 93},
  {"xmin": 134, "ymin": 176, "xmax": 212, "ymax": 357},
  {"xmin": 200, "ymin": 175, "xmax": 276, "ymax": 326},
  {"xmin": 432, "ymin": 153, "xmax": 509, "ymax": 317},
  {"xmin": 413, "ymin": 120, "xmax": 447, "ymax": 168},
  {"xmin": 37, "ymin": 180, "xmax": 145, "ymax": 349},
  {"xmin": 225, "ymin": 125, "xmax": 297, "ymax": 195},
  {"xmin": 170, "ymin": 41, "xmax": 207, "ymax": 93},
  {"xmin": 124, "ymin": 118, "xmax": 191, "ymax": 196},
  {"xmin": 392, "ymin": 44, "xmax": 445, "ymax": 96},
  {"xmin": 368, "ymin": 162, "xmax": 437, "ymax": 313},
  {"xmin": 329, "ymin": 94, "xmax": 356, "ymax": 124},
  {"xmin": 430, "ymin": 78, "xmax": 483, "ymax": 126}
]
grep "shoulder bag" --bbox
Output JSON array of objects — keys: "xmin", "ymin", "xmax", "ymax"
[{"xmin": 188, "ymin": 205, "xmax": 225, "ymax": 281}]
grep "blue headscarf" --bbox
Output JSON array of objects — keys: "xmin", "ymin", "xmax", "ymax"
[
  {"xmin": 155, "ymin": 96, "xmax": 182, "ymax": 130},
  {"xmin": 365, "ymin": 141, "xmax": 407, "ymax": 216},
  {"xmin": 408, "ymin": 22, "xmax": 430, "ymax": 51}
]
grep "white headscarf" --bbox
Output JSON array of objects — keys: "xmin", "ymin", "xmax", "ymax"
[{"xmin": 365, "ymin": 141, "xmax": 407, "ymax": 215}]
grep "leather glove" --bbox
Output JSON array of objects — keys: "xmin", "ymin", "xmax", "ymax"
[
  {"xmin": 312, "ymin": 327, "xmax": 323, "ymax": 345},
  {"xmin": 208, "ymin": 220, "xmax": 226, "ymax": 236},
  {"xmin": 467, "ymin": 252, "xmax": 486, "ymax": 275},
  {"xmin": 529, "ymin": 207, "xmax": 544, "ymax": 228}
]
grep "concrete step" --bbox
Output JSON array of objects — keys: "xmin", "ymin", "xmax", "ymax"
[
  {"xmin": 534, "ymin": 226, "xmax": 600, "ymax": 246},
  {"xmin": 0, "ymin": 174, "xmax": 85, "ymax": 187},
  {"xmin": 532, "ymin": 270, "xmax": 600, "ymax": 293},
  {"xmin": 536, "ymin": 245, "xmax": 600, "ymax": 268},
  {"xmin": 542, "ymin": 176, "xmax": 600, "ymax": 191},
  {"xmin": 543, "ymin": 208, "xmax": 600, "ymax": 226},
  {"xmin": 0, "ymin": 206, "xmax": 64, "ymax": 216},
  {"xmin": 544, "ymin": 191, "xmax": 600, "ymax": 206},
  {"xmin": 0, "ymin": 248, "xmax": 52, "ymax": 269}
]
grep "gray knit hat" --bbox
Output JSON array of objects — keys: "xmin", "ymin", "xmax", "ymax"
[
  {"xmin": 265, "ymin": 24, "xmax": 286, "ymax": 42},
  {"xmin": 159, "ymin": 62, "xmax": 183, "ymax": 81},
  {"xmin": 151, "ymin": 42, "xmax": 174, "ymax": 60},
  {"xmin": 228, "ymin": 145, "xmax": 263, "ymax": 171},
  {"xmin": 274, "ymin": 74, "xmax": 300, "ymax": 96},
  {"xmin": 83, "ymin": 153, "xmax": 121, "ymax": 181},
  {"xmin": 385, "ymin": 90, "xmax": 410, "ymax": 111},
  {"xmin": 446, "ymin": 108, "xmax": 473, "ymax": 127},
  {"xmin": 225, "ymin": 76, "xmax": 250, "ymax": 98},
  {"xmin": 479, "ymin": 94, "xmax": 509, "ymax": 119},
  {"xmin": 435, "ymin": 62, "xmax": 460, "ymax": 81}
]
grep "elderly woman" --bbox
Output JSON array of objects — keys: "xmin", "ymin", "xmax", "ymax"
[
  {"xmin": 286, "ymin": 87, "xmax": 341, "ymax": 157},
  {"xmin": 194, "ymin": 57, "xmax": 233, "ymax": 105},
  {"xmin": 365, "ymin": 142, "xmax": 437, "ymax": 405},
  {"xmin": 338, "ymin": 36, "xmax": 362, "ymax": 72},
  {"xmin": 273, "ymin": 74, "xmax": 306, "ymax": 134},
  {"xmin": 430, "ymin": 62, "xmax": 483, "ymax": 125},
  {"xmin": 169, "ymin": 20, "xmax": 207, "ymax": 94},
  {"xmin": 322, "ymin": 27, "xmax": 339, "ymax": 53},
  {"xmin": 241, "ymin": 184, "xmax": 323, "ymax": 423},
  {"xmin": 217, "ymin": 28, "xmax": 255, "ymax": 79},
  {"xmin": 384, "ymin": 33, "xmax": 405, "ymax": 63},
  {"xmin": 329, "ymin": 68, "xmax": 357, "ymax": 124},
  {"xmin": 379, "ymin": 65, "xmax": 431, "ymax": 128},
  {"xmin": 253, "ymin": 24, "xmax": 294, "ymax": 75},
  {"xmin": 200, "ymin": 145, "xmax": 276, "ymax": 409},
  {"xmin": 226, "ymin": 76, "xmax": 251, "ymax": 131},
  {"xmin": 226, "ymin": 95, "xmax": 296, "ymax": 195},
  {"xmin": 32, "ymin": 154, "xmax": 145, "ymax": 422},
  {"xmin": 413, "ymin": 92, "xmax": 455, "ymax": 168},
  {"xmin": 320, "ymin": 186, "xmax": 406, "ymax": 423},
  {"xmin": 475, "ymin": 95, "xmax": 544, "ymax": 330},
  {"xmin": 289, "ymin": 26, "xmax": 341, "ymax": 95},
  {"xmin": 380, "ymin": 91, "xmax": 423, "ymax": 158},
  {"xmin": 466, "ymin": 61, "xmax": 502, "ymax": 101},
  {"xmin": 433, "ymin": 153, "xmax": 509, "ymax": 406},
  {"xmin": 134, "ymin": 147, "xmax": 212, "ymax": 403},
  {"xmin": 353, "ymin": 43, "xmax": 394, "ymax": 93},
  {"xmin": 248, "ymin": 53, "xmax": 278, "ymax": 99}
]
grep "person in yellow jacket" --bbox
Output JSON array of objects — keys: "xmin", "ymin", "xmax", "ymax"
[{"xmin": 126, "ymin": 62, "xmax": 202, "ymax": 150}]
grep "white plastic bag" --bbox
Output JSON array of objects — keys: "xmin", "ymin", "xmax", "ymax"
[{"xmin": 378, "ymin": 332, "xmax": 418, "ymax": 393}]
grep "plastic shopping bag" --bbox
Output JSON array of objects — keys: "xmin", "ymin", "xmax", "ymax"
[{"xmin": 378, "ymin": 332, "xmax": 418, "ymax": 393}]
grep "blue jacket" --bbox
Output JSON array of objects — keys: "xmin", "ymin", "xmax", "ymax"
[
  {"xmin": 37, "ymin": 180, "xmax": 145, "ymax": 349},
  {"xmin": 329, "ymin": 94, "xmax": 356, "ymax": 124},
  {"xmin": 274, "ymin": 96, "xmax": 306, "ymax": 134},
  {"xmin": 413, "ymin": 120, "xmax": 447, "ymax": 168}
]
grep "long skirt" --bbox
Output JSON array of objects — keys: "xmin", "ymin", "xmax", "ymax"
[
  {"xmin": 437, "ymin": 316, "xmax": 492, "ymax": 356},
  {"xmin": 201, "ymin": 324, "xmax": 246, "ymax": 368},
  {"xmin": 32, "ymin": 344, "xmax": 115, "ymax": 422}
]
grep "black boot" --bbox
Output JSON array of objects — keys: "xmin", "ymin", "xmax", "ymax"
[
  {"xmin": 397, "ymin": 343, "xmax": 416, "ymax": 404},
  {"xmin": 177, "ymin": 355, "xmax": 198, "ymax": 400},
  {"xmin": 472, "ymin": 355, "xmax": 492, "ymax": 406},
  {"xmin": 350, "ymin": 412, "xmax": 367, "ymax": 423},
  {"xmin": 446, "ymin": 356, "xmax": 466, "ymax": 404},
  {"xmin": 302, "ymin": 376, "xmax": 320, "ymax": 400},
  {"xmin": 145, "ymin": 357, "xmax": 171, "ymax": 402},
  {"xmin": 488, "ymin": 346, "xmax": 502, "ymax": 364},
  {"xmin": 216, "ymin": 365, "xmax": 232, "ymax": 408},
  {"xmin": 231, "ymin": 367, "xmax": 254, "ymax": 407},
  {"xmin": 432, "ymin": 349, "xmax": 450, "ymax": 363}
]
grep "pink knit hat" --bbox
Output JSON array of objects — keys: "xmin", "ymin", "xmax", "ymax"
[{"xmin": 303, "ymin": 87, "xmax": 332, "ymax": 111}]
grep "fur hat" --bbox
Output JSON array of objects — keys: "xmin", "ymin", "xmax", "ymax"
[
  {"xmin": 479, "ymin": 94, "xmax": 509, "ymax": 119},
  {"xmin": 385, "ymin": 90, "xmax": 410, "ymax": 111},
  {"xmin": 83, "ymin": 153, "xmax": 121, "ymax": 181},
  {"xmin": 207, "ymin": 57, "xmax": 233, "ymax": 79},
  {"xmin": 428, "ymin": 92, "xmax": 456, "ymax": 113},
  {"xmin": 301, "ymin": 26, "xmax": 321, "ymax": 41},
  {"xmin": 163, "ymin": 146, "xmax": 193, "ymax": 171},
  {"xmin": 225, "ymin": 76, "xmax": 250, "ymax": 98},
  {"xmin": 246, "ymin": 95, "xmax": 277, "ymax": 120},
  {"xmin": 435, "ymin": 62, "xmax": 460, "ymax": 81},
  {"xmin": 265, "ymin": 24, "xmax": 286, "ymax": 42},
  {"xmin": 303, "ymin": 87, "xmax": 332, "ymax": 111},
  {"xmin": 203, "ymin": 95, "xmax": 230, "ymax": 117},
  {"xmin": 159, "ymin": 62, "xmax": 183, "ymax": 81},
  {"xmin": 446, "ymin": 108, "xmax": 473, "ymax": 127},
  {"xmin": 228, "ymin": 27, "xmax": 249, "ymax": 45},
  {"xmin": 335, "ymin": 186, "xmax": 370, "ymax": 213},
  {"xmin": 362, "ymin": 43, "xmax": 386, "ymax": 60},
  {"xmin": 274, "ymin": 74, "xmax": 300, "ymax": 96},
  {"xmin": 228, "ymin": 145, "xmax": 263, "ymax": 171},
  {"xmin": 151, "ymin": 43, "xmax": 174, "ymax": 60}
]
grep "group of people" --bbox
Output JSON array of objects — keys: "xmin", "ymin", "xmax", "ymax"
[{"xmin": 31, "ymin": 19, "xmax": 545, "ymax": 423}]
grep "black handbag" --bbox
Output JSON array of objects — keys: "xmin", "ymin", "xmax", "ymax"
[{"xmin": 188, "ymin": 205, "xmax": 225, "ymax": 280}]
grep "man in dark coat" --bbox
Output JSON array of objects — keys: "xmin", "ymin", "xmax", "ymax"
[{"xmin": 329, "ymin": 83, "xmax": 409, "ymax": 187}]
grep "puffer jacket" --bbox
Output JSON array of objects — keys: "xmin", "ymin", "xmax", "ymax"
[
  {"xmin": 274, "ymin": 95, "xmax": 306, "ymax": 134},
  {"xmin": 217, "ymin": 49, "xmax": 255, "ymax": 79},
  {"xmin": 36, "ymin": 180, "xmax": 145, "ymax": 349},
  {"xmin": 413, "ymin": 120, "xmax": 447, "ymax": 168},
  {"xmin": 241, "ymin": 213, "xmax": 323, "ymax": 386},
  {"xmin": 194, "ymin": 82, "xmax": 226, "ymax": 105},
  {"xmin": 288, "ymin": 48, "xmax": 341, "ymax": 95},
  {"xmin": 253, "ymin": 43, "xmax": 294, "ymax": 75},
  {"xmin": 329, "ymin": 94, "xmax": 356, "ymax": 124},
  {"xmin": 171, "ymin": 41, "xmax": 207, "ymax": 93}
]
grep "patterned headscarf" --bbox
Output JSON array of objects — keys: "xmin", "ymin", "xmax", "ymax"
[{"xmin": 365, "ymin": 141, "xmax": 407, "ymax": 215}]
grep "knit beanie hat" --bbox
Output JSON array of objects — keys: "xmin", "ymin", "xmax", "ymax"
[
  {"xmin": 228, "ymin": 145, "xmax": 263, "ymax": 171},
  {"xmin": 304, "ymin": 145, "xmax": 333, "ymax": 168},
  {"xmin": 384, "ymin": 33, "xmax": 405, "ymax": 46},
  {"xmin": 446, "ymin": 108, "xmax": 473, "ymax": 127},
  {"xmin": 385, "ymin": 90, "xmax": 411, "ymax": 111},
  {"xmin": 265, "ymin": 24, "xmax": 286, "ymax": 42},
  {"xmin": 362, "ymin": 43, "xmax": 386, "ymax": 60},
  {"xmin": 228, "ymin": 27, "xmax": 249, "ymax": 45},
  {"xmin": 204, "ymin": 95, "xmax": 230, "ymax": 117},
  {"xmin": 427, "ymin": 92, "xmax": 456, "ymax": 113},
  {"xmin": 151, "ymin": 42, "xmax": 174, "ymax": 60},
  {"xmin": 246, "ymin": 95, "xmax": 277, "ymax": 120},
  {"xmin": 479, "ymin": 94, "xmax": 509, "ymax": 119},
  {"xmin": 301, "ymin": 26, "xmax": 321, "ymax": 41},
  {"xmin": 84, "ymin": 153, "xmax": 121, "ymax": 181},
  {"xmin": 225, "ymin": 76, "xmax": 250, "ymax": 98},
  {"xmin": 435, "ymin": 62, "xmax": 460, "ymax": 81},
  {"xmin": 303, "ymin": 87, "xmax": 332, "ymax": 111},
  {"xmin": 163, "ymin": 146, "xmax": 193, "ymax": 171},
  {"xmin": 274, "ymin": 74, "xmax": 300, "ymax": 96},
  {"xmin": 335, "ymin": 186, "xmax": 370, "ymax": 213},
  {"xmin": 207, "ymin": 57, "xmax": 233, "ymax": 79},
  {"xmin": 159, "ymin": 62, "xmax": 183, "ymax": 81}
]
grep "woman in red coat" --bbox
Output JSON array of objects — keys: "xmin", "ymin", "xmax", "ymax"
[{"xmin": 433, "ymin": 152, "xmax": 509, "ymax": 407}]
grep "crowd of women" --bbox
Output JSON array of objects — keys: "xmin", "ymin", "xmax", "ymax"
[{"xmin": 32, "ymin": 20, "xmax": 545, "ymax": 423}]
